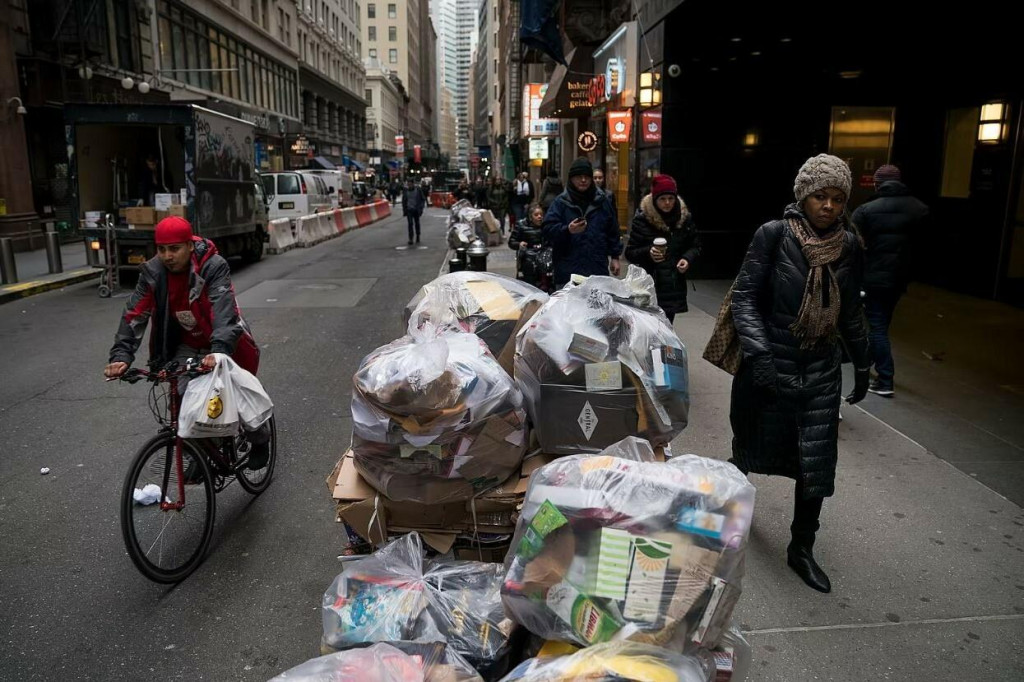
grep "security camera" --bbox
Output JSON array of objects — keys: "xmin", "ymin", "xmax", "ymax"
[{"xmin": 667, "ymin": 64, "xmax": 682, "ymax": 78}]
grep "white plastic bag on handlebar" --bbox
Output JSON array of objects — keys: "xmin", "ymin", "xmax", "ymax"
[{"xmin": 177, "ymin": 354, "xmax": 272, "ymax": 438}]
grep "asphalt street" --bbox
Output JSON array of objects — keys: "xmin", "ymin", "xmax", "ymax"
[
  {"xmin": 0, "ymin": 207, "xmax": 452, "ymax": 680},
  {"xmin": 1, "ymin": 206, "xmax": 1022, "ymax": 680}
]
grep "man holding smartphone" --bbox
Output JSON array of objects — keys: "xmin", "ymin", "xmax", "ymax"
[{"xmin": 542, "ymin": 157, "xmax": 622, "ymax": 289}]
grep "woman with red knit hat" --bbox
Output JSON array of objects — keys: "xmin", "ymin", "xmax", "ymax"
[{"xmin": 624, "ymin": 174, "xmax": 702, "ymax": 323}]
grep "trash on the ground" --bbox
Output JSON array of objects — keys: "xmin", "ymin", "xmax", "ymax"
[
  {"xmin": 321, "ymin": 533, "xmax": 515, "ymax": 678},
  {"xmin": 498, "ymin": 641, "xmax": 715, "ymax": 681},
  {"xmin": 922, "ymin": 350, "xmax": 945, "ymax": 361},
  {"xmin": 133, "ymin": 483, "xmax": 162, "ymax": 506},
  {"xmin": 270, "ymin": 641, "xmax": 483, "ymax": 682},
  {"xmin": 40, "ymin": 467, "xmax": 50, "ymax": 475},
  {"xmin": 326, "ymin": 448, "xmax": 557, "ymax": 553},
  {"xmin": 501, "ymin": 447, "xmax": 754, "ymax": 650},
  {"xmin": 448, "ymin": 222, "xmax": 475, "ymax": 250},
  {"xmin": 515, "ymin": 266, "xmax": 689, "ymax": 454},
  {"xmin": 350, "ymin": 326, "xmax": 527, "ymax": 504},
  {"xmin": 405, "ymin": 271, "xmax": 548, "ymax": 375},
  {"xmin": 448, "ymin": 203, "xmax": 502, "ymax": 246}
]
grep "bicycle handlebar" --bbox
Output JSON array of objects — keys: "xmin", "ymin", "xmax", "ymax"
[{"xmin": 111, "ymin": 359, "xmax": 212, "ymax": 384}]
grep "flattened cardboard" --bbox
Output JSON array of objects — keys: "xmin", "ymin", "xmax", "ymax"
[{"xmin": 464, "ymin": 279, "xmax": 520, "ymax": 321}]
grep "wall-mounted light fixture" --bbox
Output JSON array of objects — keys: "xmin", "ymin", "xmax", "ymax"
[
  {"xmin": 744, "ymin": 130, "xmax": 759, "ymax": 147},
  {"xmin": 978, "ymin": 102, "xmax": 1009, "ymax": 143},
  {"xmin": 7, "ymin": 97, "xmax": 27, "ymax": 115}
]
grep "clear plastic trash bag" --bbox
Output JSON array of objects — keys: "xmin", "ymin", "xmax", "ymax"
[
  {"xmin": 514, "ymin": 265, "xmax": 688, "ymax": 454},
  {"xmin": 501, "ymin": 453, "xmax": 755, "ymax": 650},
  {"xmin": 351, "ymin": 327, "xmax": 527, "ymax": 504}
]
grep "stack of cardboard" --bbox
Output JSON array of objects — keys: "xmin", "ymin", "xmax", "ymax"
[
  {"xmin": 119, "ymin": 193, "xmax": 187, "ymax": 230},
  {"xmin": 326, "ymin": 448, "xmax": 559, "ymax": 555}
]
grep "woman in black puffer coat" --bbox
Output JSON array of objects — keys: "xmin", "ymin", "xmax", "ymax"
[
  {"xmin": 624, "ymin": 174, "xmax": 701, "ymax": 322},
  {"xmin": 729, "ymin": 154, "xmax": 870, "ymax": 594}
]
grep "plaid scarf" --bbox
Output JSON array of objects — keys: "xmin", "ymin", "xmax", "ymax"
[{"xmin": 788, "ymin": 216, "xmax": 846, "ymax": 348}]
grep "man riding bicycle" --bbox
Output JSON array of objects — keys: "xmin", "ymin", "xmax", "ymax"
[{"xmin": 103, "ymin": 216, "xmax": 270, "ymax": 468}]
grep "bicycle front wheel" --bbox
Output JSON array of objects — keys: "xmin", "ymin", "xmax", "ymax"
[{"xmin": 120, "ymin": 434, "xmax": 215, "ymax": 583}]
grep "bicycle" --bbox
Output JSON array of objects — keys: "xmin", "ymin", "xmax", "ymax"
[{"xmin": 114, "ymin": 358, "xmax": 277, "ymax": 583}]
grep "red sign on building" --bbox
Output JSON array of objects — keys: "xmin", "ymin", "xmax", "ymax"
[
  {"xmin": 414, "ymin": 145, "xmax": 422, "ymax": 163},
  {"xmin": 607, "ymin": 110, "xmax": 632, "ymax": 143},
  {"xmin": 642, "ymin": 111, "xmax": 662, "ymax": 142}
]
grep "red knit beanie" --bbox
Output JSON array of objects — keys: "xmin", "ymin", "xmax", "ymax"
[
  {"xmin": 651, "ymin": 174, "xmax": 677, "ymax": 198},
  {"xmin": 154, "ymin": 216, "xmax": 194, "ymax": 245}
]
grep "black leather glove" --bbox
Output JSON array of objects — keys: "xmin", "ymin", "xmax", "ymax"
[
  {"xmin": 846, "ymin": 368, "xmax": 870, "ymax": 405},
  {"xmin": 751, "ymin": 355, "xmax": 778, "ymax": 405}
]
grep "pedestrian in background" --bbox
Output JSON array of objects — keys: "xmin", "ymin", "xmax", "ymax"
[
  {"xmin": 511, "ymin": 171, "xmax": 535, "ymax": 222},
  {"xmin": 402, "ymin": 178, "xmax": 426, "ymax": 245},
  {"xmin": 727, "ymin": 153, "xmax": 870, "ymax": 593},
  {"xmin": 851, "ymin": 164, "xmax": 929, "ymax": 398},
  {"xmin": 486, "ymin": 176, "xmax": 510, "ymax": 236},
  {"xmin": 539, "ymin": 169, "xmax": 564, "ymax": 210},
  {"xmin": 624, "ymin": 174, "xmax": 701, "ymax": 323},
  {"xmin": 542, "ymin": 157, "xmax": 621, "ymax": 289},
  {"xmin": 472, "ymin": 177, "xmax": 488, "ymax": 208},
  {"xmin": 593, "ymin": 167, "xmax": 616, "ymax": 213},
  {"xmin": 454, "ymin": 178, "xmax": 472, "ymax": 203}
]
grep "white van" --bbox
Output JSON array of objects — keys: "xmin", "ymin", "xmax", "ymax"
[
  {"xmin": 299, "ymin": 169, "xmax": 352, "ymax": 208},
  {"xmin": 261, "ymin": 172, "xmax": 332, "ymax": 223}
]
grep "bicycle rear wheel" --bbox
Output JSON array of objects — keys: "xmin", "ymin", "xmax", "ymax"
[
  {"xmin": 237, "ymin": 416, "xmax": 277, "ymax": 495},
  {"xmin": 120, "ymin": 433, "xmax": 215, "ymax": 583}
]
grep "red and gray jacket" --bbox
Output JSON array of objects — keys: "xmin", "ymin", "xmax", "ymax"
[{"xmin": 109, "ymin": 237, "xmax": 260, "ymax": 373}]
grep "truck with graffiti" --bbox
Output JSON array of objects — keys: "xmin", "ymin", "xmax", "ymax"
[{"xmin": 66, "ymin": 104, "xmax": 266, "ymax": 264}]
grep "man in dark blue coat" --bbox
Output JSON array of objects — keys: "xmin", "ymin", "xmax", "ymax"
[
  {"xmin": 851, "ymin": 164, "xmax": 929, "ymax": 397},
  {"xmin": 542, "ymin": 158, "xmax": 622, "ymax": 288}
]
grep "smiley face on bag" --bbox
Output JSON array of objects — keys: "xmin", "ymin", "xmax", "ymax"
[{"xmin": 207, "ymin": 394, "xmax": 223, "ymax": 419}]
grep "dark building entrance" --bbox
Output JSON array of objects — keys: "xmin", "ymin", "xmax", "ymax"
[{"xmin": 652, "ymin": 3, "xmax": 1023, "ymax": 303}]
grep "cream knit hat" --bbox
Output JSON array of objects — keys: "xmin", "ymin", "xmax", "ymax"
[{"xmin": 793, "ymin": 154, "xmax": 852, "ymax": 201}]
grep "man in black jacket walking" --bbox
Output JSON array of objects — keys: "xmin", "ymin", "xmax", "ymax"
[{"xmin": 851, "ymin": 165, "xmax": 928, "ymax": 397}]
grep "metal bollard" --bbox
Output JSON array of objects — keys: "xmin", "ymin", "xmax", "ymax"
[
  {"xmin": 45, "ymin": 232, "xmax": 63, "ymax": 274},
  {"xmin": 0, "ymin": 238, "xmax": 17, "ymax": 284}
]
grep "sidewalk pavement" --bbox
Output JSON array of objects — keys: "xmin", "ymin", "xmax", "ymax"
[
  {"xmin": 0, "ymin": 239, "xmax": 99, "ymax": 305},
  {"xmin": 674, "ymin": 288, "xmax": 1023, "ymax": 680},
  {"xmin": 690, "ymin": 280, "xmax": 1024, "ymax": 508}
]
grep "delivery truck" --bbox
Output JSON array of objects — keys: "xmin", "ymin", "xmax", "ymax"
[{"xmin": 67, "ymin": 103, "xmax": 267, "ymax": 270}]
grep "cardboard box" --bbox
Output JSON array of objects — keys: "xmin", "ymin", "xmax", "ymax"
[
  {"xmin": 124, "ymin": 207, "xmax": 157, "ymax": 225},
  {"xmin": 155, "ymin": 205, "xmax": 187, "ymax": 222},
  {"xmin": 154, "ymin": 193, "xmax": 176, "ymax": 210},
  {"xmin": 327, "ymin": 449, "xmax": 559, "ymax": 553}
]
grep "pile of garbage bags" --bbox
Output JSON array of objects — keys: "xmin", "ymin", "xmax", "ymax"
[
  {"xmin": 351, "ymin": 327, "xmax": 527, "ymax": 504},
  {"xmin": 514, "ymin": 266, "xmax": 689, "ymax": 454},
  {"xmin": 405, "ymin": 272, "xmax": 548, "ymax": 375},
  {"xmin": 447, "ymin": 201, "xmax": 500, "ymax": 248},
  {"xmin": 502, "ymin": 641, "xmax": 714, "ymax": 682},
  {"xmin": 321, "ymin": 533, "xmax": 515, "ymax": 678},
  {"xmin": 501, "ymin": 440, "xmax": 754, "ymax": 650},
  {"xmin": 270, "ymin": 641, "xmax": 483, "ymax": 682}
]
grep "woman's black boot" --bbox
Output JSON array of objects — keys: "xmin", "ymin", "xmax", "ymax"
[{"xmin": 787, "ymin": 533, "xmax": 831, "ymax": 593}]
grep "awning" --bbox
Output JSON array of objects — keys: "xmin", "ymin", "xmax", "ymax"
[
  {"xmin": 348, "ymin": 158, "xmax": 367, "ymax": 171},
  {"xmin": 309, "ymin": 156, "xmax": 337, "ymax": 170},
  {"xmin": 539, "ymin": 47, "xmax": 595, "ymax": 120}
]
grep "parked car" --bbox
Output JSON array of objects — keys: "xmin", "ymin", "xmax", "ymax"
[
  {"xmin": 261, "ymin": 171, "xmax": 332, "ymax": 224},
  {"xmin": 299, "ymin": 169, "xmax": 352, "ymax": 208}
]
